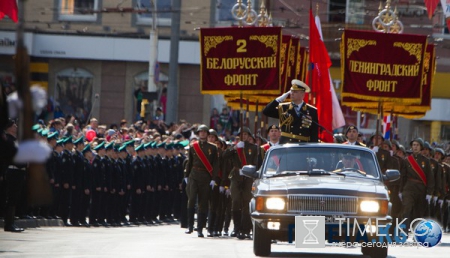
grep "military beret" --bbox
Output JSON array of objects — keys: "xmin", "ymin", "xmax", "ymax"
[
  {"xmin": 82, "ymin": 144, "xmax": 92, "ymax": 154},
  {"xmin": 73, "ymin": 137, "xmax": 84, "ymax": 145},
  {"xmin": 93, "ymin": 141, "xmax": 106, "ymax": 150}
]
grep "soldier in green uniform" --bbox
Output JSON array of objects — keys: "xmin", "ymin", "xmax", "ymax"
[
  {"xmin": 401, "ymin": 138, "xmax": 435, "ymax": 229},
  {"xmin": 263, "ymin": 79, "xmax": 319, "ymax": 143},
  {"xmin": 422, "ymin": 142, "xmax": 439, "ymax": 218},
  {"xmin": 223, "ymin": 127, "xmax": 258, "ymax": 239},
  {"xmin": 185, "ymin": 125, "xmax": 219, "ymax": 237}
]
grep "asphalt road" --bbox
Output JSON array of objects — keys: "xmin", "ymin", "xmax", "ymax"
[{"xmin": 0, "ymin": 223, "xmax": 449, "ymax": 258}]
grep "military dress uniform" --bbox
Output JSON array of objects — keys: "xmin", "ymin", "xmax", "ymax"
[
  {"xmin": 59, "ymin": 137, "xmax": 75, "ymax": 226},
  {"xmin": 402, "ymin": 152, "xmax": 434, "ymax": 227},
  {"xmin": 90, "ymin": 142, "xmax": 106, "ymax": 226},
  {"xmin": 185, "ymin": 137, "xmax": 219, "ymax": 237},
  {"xmin": 223, "ymin": 140, "xmax": 258, "ymax": 239},
  {"xmin": 70, "ymin": 142, "xmax": 85, "ymax": 226}
]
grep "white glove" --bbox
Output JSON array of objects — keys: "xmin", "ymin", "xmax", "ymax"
[
  {"xmin": 210, "ymin": 180, "xmax": 216, "ymax": 190},
  {"xmin": 184, "ymin": 177, "xmax": 188, "ymax": 184},
  {"xmin": 433, "ymin": 196, "xmax": 438, "ymax": 203},
  {"xmin": 14, "ymin": 140, "xmax": 52, "ymax": 164},
  {"xmin": 276, "ymin": 91, "xmax": 291, "ymax": 102},
  {"xmin": 398, "ymin": 193, "xmax": 402, "ymax": 202},
  {"xmin": 372, "ymin": 146, "xmax": 379, "ymax": 153},
  {"xmin": 438, "ymin": 199, "xmax": 444, "ymax": 208},
  {"xmin": 225, "ymin": 189, "xmax": 231, "ymax": 198},
  {"xmin": 236, "ymin": 141, "xmax": 245, "ymax": 148},
  {"xmin": 425, "ymin": 195, "xmax": 432, "ymax": 204},
  {"xmin": 219, "ymin": 186, "xmax": 225, "ymax": 193}
]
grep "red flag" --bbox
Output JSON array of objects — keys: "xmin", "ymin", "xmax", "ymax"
[
  {"xmin": 0, "ymin": 0, "xmax": 18, "ymax": 23},
  {"xmin": 424, "ymin": 0, "xmax": 440, "ymax": 19},
  {"xmin": 309, "ymin": 10, "xmax": 333, "ymax": 143}
]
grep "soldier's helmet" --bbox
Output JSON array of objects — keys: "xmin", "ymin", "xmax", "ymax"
[
  {"xmin": 423, "ymin": 141, "xmax": 432, "ymax": 150},
  {"xmin": 208, "ymin": 129, "xmax": 218, "ymax": 138},
  {"xmin": 410, "ymin": 137, "xmax": 424, "ymax": 149},
  {"xmin": 238, "ymin": 126, "xmax": 252, "ymax": 135},
  {"xmin": 382, "ymin": 140, "xmax": 392, "ymax": 149},
  {"xmin": 196, "ymin": 124, "xmax": 209, "ymax": 133},
  {"xmin": 435, "ymin": 148, "xmax": 445, "ymax": 157}
]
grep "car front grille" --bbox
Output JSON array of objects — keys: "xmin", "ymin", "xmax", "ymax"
[{"xmin": 287, "ymin": 195, "xmax": 358, "ymax": 214}]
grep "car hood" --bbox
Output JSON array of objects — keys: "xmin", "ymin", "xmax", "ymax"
[{"xmin": 255, "ymin": 175, "xmax": 387, "ymax": 198}]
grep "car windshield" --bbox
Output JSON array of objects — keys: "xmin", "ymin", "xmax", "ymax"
[{"xmin": 263, "ymin": 146, "xmax": 380, "ymax": 179}]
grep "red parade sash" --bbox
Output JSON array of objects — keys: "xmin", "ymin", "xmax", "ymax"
[
  {"xmin": 193, "ymin": 141, "xmax": 213, "ymax": 175},
  {"xmin": 237, "ymin": 147, "xmax": 247, "ymax": 166},
  {"xmin": 407, "ymin": 155, "xmax": 427, "ymax": 186}
]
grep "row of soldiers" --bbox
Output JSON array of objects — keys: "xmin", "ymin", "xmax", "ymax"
[
  {"xmin": 36, "ymin": 127, "xmax": 190, "ymax": 227},
  {"xmin": 342, "ymin": 125, "xmax": 450, "ymax": 232}
]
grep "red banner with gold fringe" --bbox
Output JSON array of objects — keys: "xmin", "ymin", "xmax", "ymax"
[
  {"xmin": 200, "ymin": 27, "xmax": 282, "ymax": 95},
  {"xmin": 340, "ymin": 29, "xmax": 428, "ymax": 105}
]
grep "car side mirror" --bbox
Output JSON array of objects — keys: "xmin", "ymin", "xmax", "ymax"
[
  {"xmin": 241, "ymin": 165, "xmax": 258, "ymax": 179},
  {"xmin": 383, "ymin": 169, "xmax": 400, "ymax": 182}
]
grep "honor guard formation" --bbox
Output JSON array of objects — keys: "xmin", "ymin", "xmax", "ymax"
[{"xmin": 1, "ymin": 79, "xmax": 450, "ymax": 239}]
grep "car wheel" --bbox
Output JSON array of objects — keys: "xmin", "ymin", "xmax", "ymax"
[
  {"xmin": 361, "ymin": 245, "xmax": 388, "ymax": 258},
  {"xmin": 253, "ymin": 223, "xmax": 271, "ymax": 257}
]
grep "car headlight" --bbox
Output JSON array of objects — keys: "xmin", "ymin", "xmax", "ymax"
[
  {"xmin": 265, "ymin": 197, "xmax": 285, "ymax": 210},
  {"xmin": 360, "ymin": 200, "xmax": 380, "ymax": 213}
]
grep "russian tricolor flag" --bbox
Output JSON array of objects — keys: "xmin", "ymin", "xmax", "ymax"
[{"xmin": 383, "ymin": 115, "xmax": 391, "ymax": 140}]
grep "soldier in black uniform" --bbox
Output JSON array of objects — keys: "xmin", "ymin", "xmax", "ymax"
[
  {"xmin": 70, "ymin": 137, "xmax": 85, "ymax": 226},
  {"xmin": 80, "ymin": 144, "xmax": 93, "ymax": 227},
  {"xmin": 129, "ymin": 143, "xmax": 146, "ymax": 225},
  {"xmin": 422, "ymin": 141, "xmax": 439, "ymax": 218},
  {"xmin": 173, "ymin": 142, "xmax": 187, "ymax": 225},
  {"xmin": 263, "ymin": 79, "xmax": 319, "ymax": 143},
  {"xmin": 45, "ymin": 132, "xmax": 60, "ymax": 219},
  {"xmin": 2, "ymin": 119, "xmax": 26, "ymax": 232},
  {"xmin": 117, "ymin": 144, "xmax": 130, "ymax": 226},
  {"xmin": 59, "ymin": 136, "xmax": 75, "ymax": 226},
  {"xmin": 143, "ymin": 141, "xmax": 155, "ymax": 224},
  {"xmin": 90, "ymin": 141, "xmax": 106, "ymax": 227},
  {"xmin": 185, "ymin": 125, "xmax": 219, "ymax": 237}
]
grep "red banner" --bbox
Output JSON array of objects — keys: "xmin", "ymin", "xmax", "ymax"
[
  {"xmin": 200, "ymin": 27, "xmax": 282, "ymax": 95},
  {"xmin": 296, "ymin": 47, "xmax": 309, "ymax": 83},
  {"xmin": 340, "ymin": 29, "xmax": 427, "ymax": 104},
  {"xmin": 341, "ymin": 44, "xmax": 435, "ymax": 119}
]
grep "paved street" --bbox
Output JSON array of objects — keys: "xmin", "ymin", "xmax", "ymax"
[{"xmin": 0, "ymin": 223, "xmax": 449, "ymax": 258}]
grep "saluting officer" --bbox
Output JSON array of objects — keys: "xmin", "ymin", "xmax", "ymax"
[
  {"xmin": 185, "ymin": 125, "xmax": 219, "ymax": 237},
  {"xmin": 263, "ymin": 79, "xmax": 319, "ymax": 143}
]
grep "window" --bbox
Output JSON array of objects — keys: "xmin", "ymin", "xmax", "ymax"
[
  {"xmin": 55, "ymin": 68, "xmax": 93, "ymax": 124},
  {"xmin": 136, "ymin": 0, "xmax": 172, "ymax": 27},
  {"xmin": 329, "ymin": 0, "xmax": 346, "ymax": 23},
  {"xmin": 59, "ymin": 0, "xmax": 98, "ymax": 22}
]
